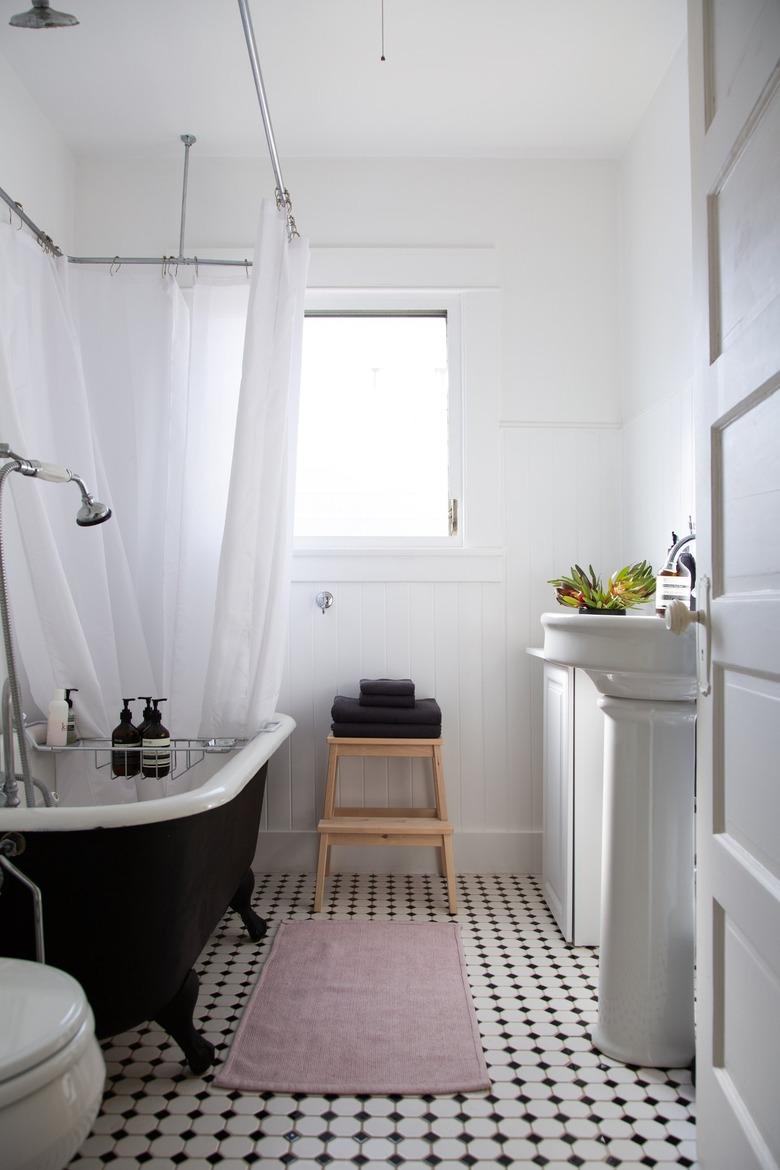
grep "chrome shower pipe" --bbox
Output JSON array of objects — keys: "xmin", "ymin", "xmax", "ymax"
[
  {"xmin": 0, "ymin": 460, "xmax": 37, "ymax": 808},
  {"xmin": 178, "ymin": 134, "xmax": 196, "ymax": 261},
  {"xmin": 2, "ymin": 679, "xmax": 17, "ymax": 806},
  {"xmin": 236, "ymin": 0, "xmax": 299, "ymax": 237}
]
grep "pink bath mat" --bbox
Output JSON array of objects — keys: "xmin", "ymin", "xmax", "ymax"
[{"xmin": 216, "ymin": 920, "xmax": 490, "ymax": 1094}]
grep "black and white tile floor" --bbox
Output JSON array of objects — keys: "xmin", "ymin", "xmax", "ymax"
[{"xmin": 69, "ymin": 873, "xmax": 697, "ymax": 1170}]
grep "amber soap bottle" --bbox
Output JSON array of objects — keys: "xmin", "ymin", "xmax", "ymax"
[
  {"xmin": 142, "ymin": 699, "xmax": 171, "ymax": 779},
  {"xmin": 111, "ymin": 698, "xmax": 141, "ymax": 777}
]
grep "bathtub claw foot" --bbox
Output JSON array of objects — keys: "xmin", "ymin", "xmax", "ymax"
[
  {"xmin": 230, "ymin": 868, "xmax": 268, "ymax": 942},
  {"xmin": 155, "ymin": 969, "xmax": 214, "ymax": 1076}
]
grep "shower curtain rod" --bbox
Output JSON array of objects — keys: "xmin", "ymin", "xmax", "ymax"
[
  {"xmin": 0, "ymin": 184, "xmax": 256, "ymax": 270},
  {"xmin": 0, "ymin": 0, "xmax": 297, "ymax": 268},
  {"xmin": 0, "ymin": 183, "xmax": 63, "ymax": 256}
]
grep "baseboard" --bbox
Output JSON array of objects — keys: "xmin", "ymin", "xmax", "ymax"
[{"xmin": 254, "ymin": 829, "xmax": 541, "ymax": 875}]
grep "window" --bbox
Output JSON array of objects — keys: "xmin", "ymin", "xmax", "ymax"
[{"xmin": 294, "ymin": 296, "xmax": 462, "ymax": 546}]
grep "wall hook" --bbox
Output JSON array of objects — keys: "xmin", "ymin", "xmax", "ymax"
[{"xmin": 315, "ymin": 590, "xmax": 334, "ymax": 616}]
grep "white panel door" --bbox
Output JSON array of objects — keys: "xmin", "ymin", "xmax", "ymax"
[{"xmin": 688, "ymin": 3, "xmax": 780, "ymax": 1167}]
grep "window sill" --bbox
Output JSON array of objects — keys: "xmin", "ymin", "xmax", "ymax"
[{"xmin": 290, "ymin": 547, "xmax": 506, "ymax": 583}]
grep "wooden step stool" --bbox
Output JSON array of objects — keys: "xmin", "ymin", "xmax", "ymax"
[{"xmin": 314, "ymin": 734, "xmax": 457, "ymax": 914}]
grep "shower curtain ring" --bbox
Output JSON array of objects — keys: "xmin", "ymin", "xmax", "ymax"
[
  {"xmin": 244, "ymin": 258, "xmax": 250, "ymax": 280},
  {"xmin": 109, "ymin": 256, "xmax": 122, "ymax": 276},
  {"xmin": 14, "ymin": 202, "xmax": 23, "ymax": 230},
  {"xmin": 35, "ymin": 233, "xmax": 54, "ymax": 256},
  {"xmin": 193, "ymin": 256, "xmax": 199, "ymax": 281},
  {"xmin": 161, "ymin": 255, "xmax": 169, "ymax": 278}
]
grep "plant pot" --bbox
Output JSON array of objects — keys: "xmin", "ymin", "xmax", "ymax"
[{"xmin": 578, "ymin": 606, "xmax": 626, "ymax": 615}]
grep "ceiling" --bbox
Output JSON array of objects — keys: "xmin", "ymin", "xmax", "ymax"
[{"xmin": 0, "ymin": 0, "xmax": 685, "ymax": 159}]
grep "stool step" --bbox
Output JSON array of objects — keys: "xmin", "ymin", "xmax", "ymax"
[
  {"xmin": 315, "ymin": 731, "xmax": 457, "ymax": 915},
  {"xmin": 318, "ymin": 816, "xmax": 453, "ymax": 836},
  {"xmin": 333, "ymin": 806, "xmax": 438, "ymax": 819}
]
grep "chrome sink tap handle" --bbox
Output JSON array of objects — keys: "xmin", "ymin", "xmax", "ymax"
[{"xmin": 662, "ymin": 528, "xmax": 696, "ymax": 572}]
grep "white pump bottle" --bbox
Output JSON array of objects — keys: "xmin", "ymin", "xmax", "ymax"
[{"xmin": 46, "ymin": 688, "xmax": 69, "ymax": 747}]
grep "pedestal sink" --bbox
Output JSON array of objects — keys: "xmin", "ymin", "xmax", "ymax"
[{"xmin": 541, "ymin": 612, "xmax": 697, "ymax": 1067}]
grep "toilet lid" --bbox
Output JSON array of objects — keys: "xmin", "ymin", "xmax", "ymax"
[{"xmin": 0, "ymin": 958, "xmax": 91, "ymax": 1083}]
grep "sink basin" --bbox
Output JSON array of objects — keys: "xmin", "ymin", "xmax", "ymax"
[{"xmin": 541, "ymin": 611, "xmax": 696, "ymax": 699}]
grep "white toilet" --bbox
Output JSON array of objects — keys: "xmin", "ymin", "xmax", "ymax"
[{"xmin": 0, "ymin": 958, "xmax": 105, "ymax": 1170}]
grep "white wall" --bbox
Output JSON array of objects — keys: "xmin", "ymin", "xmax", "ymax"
[
  {"xmin": 0, "ymin": 51, "xmax": 75, "ymax": 248},
  {"xmin": 71, "ymin": 155, "xmax": 623, "ymax": 871},
  {"xmin": 619, "ymin": 45, "xmax": 694, "ymax": 567}
]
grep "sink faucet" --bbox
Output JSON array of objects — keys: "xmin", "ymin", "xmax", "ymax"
[{"xmin": 662, "ymin": 527, "xmax": 696, "ymax": 572}]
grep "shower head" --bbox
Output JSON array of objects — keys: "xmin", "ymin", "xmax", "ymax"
[
  {"xmin": 76, "ymin": 495, "xmax": 112, "ymax": 527},
  {"xmin": 68, "ymin": 472, "xmax": 112, "ymax": 526},
  {"xmin": 9, "ymin": 0, "xmax": 78, "ymax": 28}
]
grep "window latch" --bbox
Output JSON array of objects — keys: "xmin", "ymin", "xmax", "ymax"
[{"xmin": 448, "ymin": 498, "xmax": 459, "ymax": 537}]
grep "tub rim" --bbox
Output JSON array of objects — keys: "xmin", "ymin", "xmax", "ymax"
[{"xmin": 0, "ymin": 713, "xmax": 295, "ymax": 831}]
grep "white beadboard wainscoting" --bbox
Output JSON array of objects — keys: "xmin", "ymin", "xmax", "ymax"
[
  {"xmin": 503, "ymin": 422, "xmax": 624, "ymax": 852},
  {"xmin": 257, "ymin": 422, "xmax": 624, "ymax": 876},
  {"xmin": 258, "ymin": 551, "xmax": 523, "ymax": 874}
]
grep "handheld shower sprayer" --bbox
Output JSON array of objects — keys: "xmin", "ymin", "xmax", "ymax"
[
  {"xmin": 0, "ymin": 444, "xmax": 112, "ymax": 526},
  {"xmin": 0, "ymin": 441, "xmax": 112, "ymax": 810}
]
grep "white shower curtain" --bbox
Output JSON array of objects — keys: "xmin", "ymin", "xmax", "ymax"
[{"xmin": 0, "ymin": 202, "xmax": 308, "ymax": 739}]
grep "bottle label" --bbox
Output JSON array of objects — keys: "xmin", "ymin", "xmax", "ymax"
[
  {"xmin": 142, "ymin": 737, "xmax": 171, "ymax": 770},
  {"xmin": 655, "ymin": 575, "xmax": 691, "ymax": 610},
  {"xmin": 111, "ymin": 740, "xmax": 140, "ymax": 777}
]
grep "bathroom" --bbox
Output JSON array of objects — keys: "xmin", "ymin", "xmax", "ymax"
[{"xmin": 1, "ymin": 2, "xmax": 778, "ymax": 1169}]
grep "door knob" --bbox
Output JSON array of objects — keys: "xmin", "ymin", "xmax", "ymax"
[
  {"xmin": 665, "ymin": 576, "xmax": 711, "ymax": 696},
  {"xmin": 665, "ymin": 600, "xmax": 705, "ymax": 634}
]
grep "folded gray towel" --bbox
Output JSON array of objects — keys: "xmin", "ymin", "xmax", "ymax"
[
  {"xmin": 358, "ymin": 693, "xmax": 415, "ymax": 709},
  {"xmin": 359, "ymin": 678, "xmax": 415, "ymax": 698},
  {"xmin": 331, "ymin": 696, "xmax": 441, "ymax": 726},
  {"xmin": 331, "ymin": 722, "xmax": 441, "ymax": 739}
]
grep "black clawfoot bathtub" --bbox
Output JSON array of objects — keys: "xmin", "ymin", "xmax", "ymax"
[{"xmin": 0, "ymin": 717, "xmax": 293, "ymax": 1074}]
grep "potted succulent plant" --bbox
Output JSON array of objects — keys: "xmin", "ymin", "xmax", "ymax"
[{"xmin": 548, "ymin": 561, "xmax": 655, "ymax": 614}]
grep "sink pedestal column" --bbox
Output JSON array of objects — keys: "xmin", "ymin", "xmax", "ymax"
[{"xmin": 592, "ymin": 695, "xmax": 696, "ymax": 1067}]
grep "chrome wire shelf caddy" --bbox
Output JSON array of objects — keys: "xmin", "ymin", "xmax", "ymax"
[{"xmin": 27, "ymin": 728, "xmax": 249, "ymax": 784}]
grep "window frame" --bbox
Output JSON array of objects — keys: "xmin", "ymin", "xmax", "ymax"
[{"xmin": 294, "ymin": 289, "xmax": 464, "ymax": 551}]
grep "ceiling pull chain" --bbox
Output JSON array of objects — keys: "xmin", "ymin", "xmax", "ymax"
[{"xmin": 380, "ymin": 0, "xmax": 386, "ymax": 61}]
